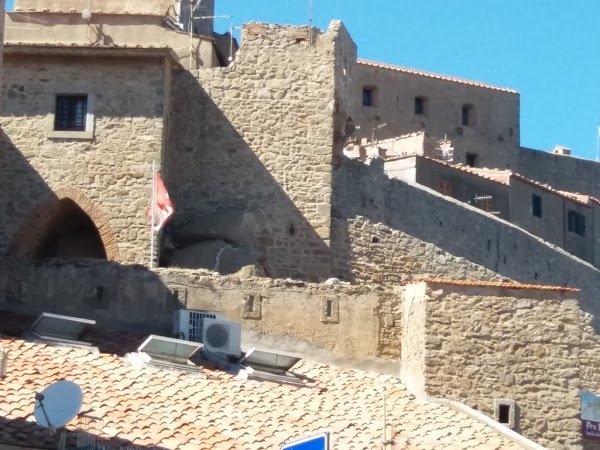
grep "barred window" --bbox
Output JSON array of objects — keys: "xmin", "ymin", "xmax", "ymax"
[{"xmin": 54, "ymin": 95, "xmax": 88, "ymax": 131}]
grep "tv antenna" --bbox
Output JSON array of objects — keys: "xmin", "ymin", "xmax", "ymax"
[{"xmin": 34, "ymin": 380, "xmax": 83, "ymax": 438}]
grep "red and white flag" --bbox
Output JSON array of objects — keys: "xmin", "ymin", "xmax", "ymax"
[{"xmin": 149, "ymin": 172, "xmax": 174, "ymax": 232}]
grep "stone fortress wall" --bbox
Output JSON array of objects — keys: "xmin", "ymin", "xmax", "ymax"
[{"xmin": 164, "ymin": 22, "xmax": 357, "ymax": 280}]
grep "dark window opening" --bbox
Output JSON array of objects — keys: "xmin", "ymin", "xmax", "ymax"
[
  {"xmin": 326, "ymin": 299, "xmax": 333, "ymax": 318},
  {"xmin": 498, "ymin": 404, "xmax": 511, "ymax": 424},
  {"xmin": 568, "ymin": 210, "xmax": 586, "ymax": 236},
  {"xmin": 362, "ymin": 87, "xmax": 374, "ymax": 106},
  {"xmin": 466, "ymin": 153, "xmax": 478, "ymax": 167},
  {"xmin": 54, "ymin": 95, "xmax": 88, "ymax": 131},
  {"xmin": 531, "ymin": 194, "xmax": 542, "ymax": 218},
  {"xmin": 247, "ymin": 295, "xmax": 255, "ymax": 313},
  {"xmin": 462, "ymin": 104, "xmax": 475, "ymax": 126},
  {"xmin": 414, "ymin": 96, "xmax": 427, "ymax": 115}
]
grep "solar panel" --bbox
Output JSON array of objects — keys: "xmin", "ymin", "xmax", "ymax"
[
  {"xmin": 138, "ymin": 335, "xmax": 203, "ymax": 362},
  {"xmin": 31, "ymin": 313, "xmax": 95, "ymax": 342},
  {"xmin": 243, "ymin": 348, "xmax": 301, "ymax": 374}
]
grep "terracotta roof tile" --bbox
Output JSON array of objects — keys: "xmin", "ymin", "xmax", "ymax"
[
  {"xmin": 416, "ymin": 278, "xmax": 580, "ymax": 293},
  {"xmin": 407, "ymin": 155, "xmax": 598, "ymax": 206},
  {"xmin": 0, "ymin": 329, "xmax": 527, "ymax": 449},
  {"xmin": 358, "ymin": 59, "xmax": 519, "ymax": 94}
]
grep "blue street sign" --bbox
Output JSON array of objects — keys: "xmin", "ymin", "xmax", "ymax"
[{"xmin": 281, "ymin": 432, "xmax": 329, "ymax": 450}]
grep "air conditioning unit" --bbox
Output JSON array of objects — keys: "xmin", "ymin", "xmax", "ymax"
[
  {"xmin": 202, "ymin": 318, "xmax": 242, "ymax": 357},
  {"xmin": 173, "ymin": 309, "xmax": 226, "ymax": 342}
]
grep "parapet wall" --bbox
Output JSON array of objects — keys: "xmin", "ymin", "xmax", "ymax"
[{"xmin": 0, "ymin": 257, "xmax": 402, "ymax": 370}]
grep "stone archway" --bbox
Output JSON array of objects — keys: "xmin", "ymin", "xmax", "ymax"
[{"xmin": 8, "ymin": 187, "xmax": 120, "ymax": 261}]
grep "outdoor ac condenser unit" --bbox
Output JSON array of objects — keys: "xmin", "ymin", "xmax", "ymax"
[
  {"xmin": 173, "ymin": 309, "xmax": 226, "ymax": 342},
  {"xmin": 201, "ymin": 318, "xmax": 242, "ymax": 357}
]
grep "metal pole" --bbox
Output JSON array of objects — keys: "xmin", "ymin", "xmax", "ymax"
[
  {"xmin": 150, "ymin": 160, "xmax": 156, "ymax": 269},
  {"xmin": 308, "ymin": 0, "xmax": 313, "ymax": 45},
  {"xmin": 189, "ymin": 0, "xmax": 194, "ymax": 69}
]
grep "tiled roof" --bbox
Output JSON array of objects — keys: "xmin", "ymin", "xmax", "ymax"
[
  {"xmin": 358, "ymin": 59, "xmax": 519, "ymax": 94},
  {"xmin": 0, "ymin": 328, "xmax": 525, "ymax": 449},
  {"xmin": 418, "ymin": 278, "xmax": 580, "ymax": 293},
  {"xmin": 413, "ymin": 155, "xmax": 597, "ymax": 206}
]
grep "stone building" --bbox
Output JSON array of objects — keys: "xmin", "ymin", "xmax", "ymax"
[{"xmin": 4, "ymin": 1, "xmax": 600, "ymax": 448}]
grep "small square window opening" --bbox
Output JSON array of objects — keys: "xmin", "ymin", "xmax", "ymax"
[
  {"xmin": 498, "ymin": 404, "xmax": 510, "ymax": 424},
  {"xmin": 54, "ymin": 95, "xmax": 88, "ymax": 131},
  {"xmin": 462, "ymin": 104, "xmax": 475, "ymax": 126},
  {"xmin": 362, "ymin": 87, "xmax": 374, "ymax": 107},
  {"xmin": 466, "ymin": 153, "xmax": 478, "ymax": 167},
  {"xmin": 414, "ymin": 96, "xmax": 427, "ymax": 115},
  {"xmin": 531, "ymin": 194, "xmax": 542, "ymax": 218},
  {"xmin": 568, "ymin": 210, "xmax": 586, "ymax": 236}
]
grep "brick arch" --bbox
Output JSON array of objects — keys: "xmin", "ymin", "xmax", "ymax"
[{"xmin": 8, "ymin": 187, "xmax": 120, "ymax": 261}]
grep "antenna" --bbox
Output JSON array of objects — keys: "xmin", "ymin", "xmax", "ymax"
[{"xmin": 34, "ymin": 380, "xmax": 83, "ymax": 431}]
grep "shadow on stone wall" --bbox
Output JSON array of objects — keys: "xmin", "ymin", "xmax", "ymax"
[
  {"xmin": 164, "ymin": 71, "xmax": 333, "ymax": 280},
  {"xmin": 0, "ymin": 257, "xmax": 176, "ymax": 334}
]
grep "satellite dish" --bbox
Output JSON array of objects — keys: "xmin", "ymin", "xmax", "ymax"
[
  {"xmin": 34, "ymin": 380, "xmax": 83, "ymax": 429},
  {"xmin": 82, "ymin": 8, "xmax": 92, "ymax": 21}
]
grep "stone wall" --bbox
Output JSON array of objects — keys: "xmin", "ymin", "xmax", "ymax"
[
  {"xmin": 332, "ymin": 157, "xmax": 600, "ymax": 326},
  {"xmin": 0, "ymin": 257, "xmax": 402, "ymax": 370},
  {"xmin": 164, "ymin": 22, "xmax": 356, "ymax": 279},
  {"xmin": 0, "ymin": 53, "xmax": 170, "ymax": 263},
  {"xmin": 402, "ymin": 281, "xmax": 582, "ymax": 448}
]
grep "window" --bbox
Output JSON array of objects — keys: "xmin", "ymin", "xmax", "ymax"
[
  {"xmin": 568, "ymin": 210, "xmax": 586, "ymax": 236},
  {"xmin": 437, "ymin": 179, "xmax": 452, "ymax": 196},
  {"xmin": 531, "ymin": 194, "xmax": 542, "ymax": 218},
  {"xmin": 414, "ymin": 96, "xmax": 427, "ymax": 115},
  {"xmin": 54, "ymin": 95, "xmax": 88, "ymax": 131},
  {"xmin": 49, "ymin": 94, "xmax": 95, "ymax": 139},
  {"xmin": 466, "ymin": 152, "xmax": 478, "ymax": 167},
  {"xmin": 462, "ymin": 103, "xmax": 475, "ymax": 126},
  {"xmin": 362, "ymin": 87, "xmax": 375, "ymax": 107},
  {"xmin": 494, "ymin": 399, "xmax": 517, "ymax": 430}
]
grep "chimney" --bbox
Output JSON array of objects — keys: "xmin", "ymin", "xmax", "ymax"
[{"xmin": 0, "ymin": 346, "xmax": 8, "ymax": 378}]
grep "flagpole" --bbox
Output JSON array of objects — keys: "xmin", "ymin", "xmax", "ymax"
[
  {"xmin": 596, "ymin": 123, "xmax": 600, "ymax": 161},
  {"xmin": 150, "ymin": 159, "xmax": 156, "ymax": 269}
]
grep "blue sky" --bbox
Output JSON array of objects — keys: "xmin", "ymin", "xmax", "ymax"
[{"xmin": 6, "ymin": 0, "xmax": 599, "ymax": 159}]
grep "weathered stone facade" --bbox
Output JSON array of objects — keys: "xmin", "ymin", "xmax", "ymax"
[
  {"xmin": 0, "ymin": 50, "xmax": 172, "ymax": 263},
  {"xmin": 401, "ymin": 281, "xmax": 584, "ymax": 449}
]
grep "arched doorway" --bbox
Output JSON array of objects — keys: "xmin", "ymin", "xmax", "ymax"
[
  {"xmin": 34, "ymin": 198, "xmax": 107, "ymax": 259},
  {"xmin": 8, "ymin": 188, "xmax": 120, "ymax": 261}
]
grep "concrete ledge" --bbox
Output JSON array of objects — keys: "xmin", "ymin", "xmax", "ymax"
[{"xmin": 47, "ymin": 130, "xmax": 94, "ymax": 140}]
